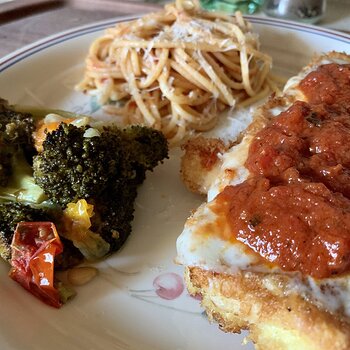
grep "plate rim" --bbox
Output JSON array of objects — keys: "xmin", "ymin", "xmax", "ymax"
[{"xmin": 0, "ymin": 14, "xmax": 349, "ymax": 74}]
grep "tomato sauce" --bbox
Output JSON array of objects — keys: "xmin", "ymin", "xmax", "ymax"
[{"xmin": 220, "ymin": 63, "xmax": 350, "ymax": 279}]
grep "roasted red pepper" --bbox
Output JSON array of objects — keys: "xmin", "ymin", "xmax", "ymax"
[{"xmin": 9, "ymin": 222, "xmax": 63, "ymax": 308}]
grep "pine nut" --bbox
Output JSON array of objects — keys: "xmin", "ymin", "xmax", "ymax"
[{"xmin": 67, "ymin": 267, "xmax": 98, "ymax": 286}]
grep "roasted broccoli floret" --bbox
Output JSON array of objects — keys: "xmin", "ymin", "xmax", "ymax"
[
  {"xmin": 90, "ymin": 182, "xmax": 138, "ymax": 253},
  {"xmin": 0, "ymin": 99, "xmax": 35, "ymax": 149},
  {"xmin": 33, "ymin": 123, "xmax": 121, "ymax": 206},
  {"xmin": 0, "ymin": 202, "xmax": 52, "ymax": 261},
  {"xmin": 33, "ymin": 123, "xmax": 168, "ymax": 207},
  {"xmin": 89, "ymin": 125, "xmax": 168, "ymax": 252},
  {"xmin": 54, "ymin": 237, "xmax": 84, "ymax": 270},
  {"xmin": 0, "ymin": 99, "xmax": 36, "ymax": 186},
  {"xmin": 118, "ymin": 124, "xmax": 169, "ymax": 172},
  {"xmin": 0, "ymin": 201, "xmax": 83, "ymax": 268},
  {"xmin": 33, "ymin": 122, "xmax": 168, "ymax": 256},
  {"xmin": 0, "ymin": 139, "xmax": 12, "ymax": 188}
]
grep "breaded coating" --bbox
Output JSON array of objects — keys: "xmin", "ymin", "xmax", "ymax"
[
  {"xmin": 180, "ymin": 137, "xmax": 227, "ymax": 195},
  {"xmin": 186, "ymin": 267, "xmax": 350, "ymax": 350}
]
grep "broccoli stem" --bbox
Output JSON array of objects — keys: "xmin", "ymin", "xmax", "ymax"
[{"xmin": 0, "ymin": 150, "xmax": 46, "ymax": 204}]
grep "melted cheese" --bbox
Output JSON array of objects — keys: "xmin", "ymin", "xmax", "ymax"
[
  {"xmin": 208, "ymin": 135, "xmax": 252, "ymax": 201},
  {"xmin": 176, "ymin": 202, "xmax": 261, "ymax": 273}
]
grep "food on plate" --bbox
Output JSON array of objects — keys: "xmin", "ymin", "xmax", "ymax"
[
  {"xmin": 176, "ymin": 51, "xmax": 350, "ymax": 349},
  {"xmin": 76, "ymin": 0, "xmax": 274, "ymax": 144},
  {"xmin": 0, "ymin": 98, "xmax": 168, "ymax": 307}
]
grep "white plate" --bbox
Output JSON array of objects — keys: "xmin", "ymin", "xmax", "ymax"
[{"xmin": 0, "ymin": 15, "xmax": 349, "ymax": 350}]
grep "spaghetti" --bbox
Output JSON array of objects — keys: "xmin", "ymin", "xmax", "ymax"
[{"xmin": 76, "ymin": 0, "xmax": 273, "ymax": 144}]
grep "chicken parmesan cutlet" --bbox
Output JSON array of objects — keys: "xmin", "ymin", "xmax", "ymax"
[{"xmin": 176, "ymin": 52, "xmax": 350, "ymax": 350}]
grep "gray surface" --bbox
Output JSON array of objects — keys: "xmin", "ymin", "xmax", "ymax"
[{"xmin": 0, "ymin": 1, "xmax": 161, "ymax": 58}]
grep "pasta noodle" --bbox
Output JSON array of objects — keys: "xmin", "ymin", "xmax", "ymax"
[{"xmin": 76, "ymin": 0, "xmax": 274, "ymax": 144}]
